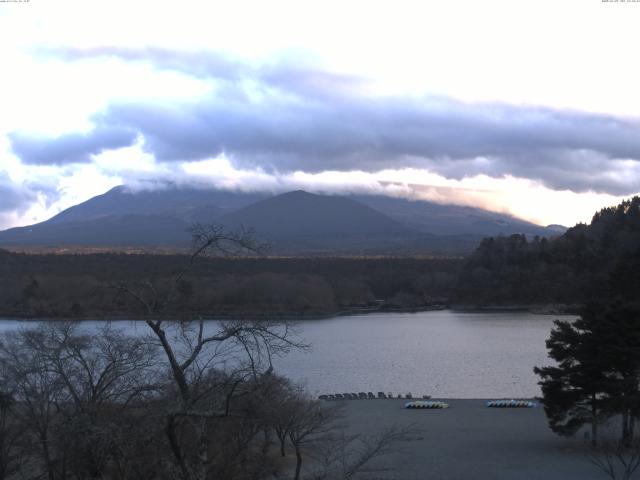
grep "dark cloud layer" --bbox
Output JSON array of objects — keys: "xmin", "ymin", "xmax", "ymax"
[
  {"xmin": 9, "ymin": 126, "xmax": 137, "ymax": 165},
  {"xmin": 14, "ymin": 48, "xmax": 640, "ymax": 195},
  {"xmin": 0, "ymin": 172, "xmax": 37, "ymax": 215}
]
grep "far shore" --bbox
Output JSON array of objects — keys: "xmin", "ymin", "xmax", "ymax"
[{"xmin": 0, "ymin": 303, "xmax": 579, "ymax": 322}]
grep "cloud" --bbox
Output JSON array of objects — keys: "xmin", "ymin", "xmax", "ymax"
[
  {"xmin": 0, "ymin": 172, "xmax": 37, "ymax": 216},
  {"xmin": 9, "ymin": 126, "xmax": 137, "ymax": 165},
  {"xmin": 96, "ymin": 95, "xmax": 640, "ymax": 195},
  {"xmin": 40, "ymin": 46, "xmax": 364, "ymax": 97},
  {"xmin": 15, "ymin": 48, "xmax": 640, "ymax": 195}
]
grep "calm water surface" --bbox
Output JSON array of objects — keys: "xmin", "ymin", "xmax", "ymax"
[
  {"xmin": 273, "ymin": 310, "xmax": 566, "ymax": 398},
  {"xmin": 0, "ymin": 310, "xmax": 567, "ymax": 398}
]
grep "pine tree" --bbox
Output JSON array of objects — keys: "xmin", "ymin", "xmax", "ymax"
[
  {"xmin": 534, "ymin": 304, "xmax": 610, "ymax": 445},
  {"xmin": 535, "ymin": 302, "xmax": 640, "ymax": 445}
]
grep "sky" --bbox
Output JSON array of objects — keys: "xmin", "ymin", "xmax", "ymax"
[{"xmin": 1, "ymin": 0, "xmax": 639, "ymax": 230}]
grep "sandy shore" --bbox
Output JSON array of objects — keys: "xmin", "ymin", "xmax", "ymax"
[{"xmin": 336, "ymin": 399, "xmax": 604, "ymax": 479}]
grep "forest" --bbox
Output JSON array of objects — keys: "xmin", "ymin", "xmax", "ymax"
[
  {"xmin": 0, "ymin": 252, "xmax": 460, "ymax": 319},
  {"xmin": 455, "ymin": 196, "xmax": 640, "ymax": 307}
]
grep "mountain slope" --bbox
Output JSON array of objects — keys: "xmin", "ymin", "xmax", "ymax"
[
  {"xmin": 0, "ymin": 214, "xmax": 192, "ymax": 247},
  {"xmin": 353, "ymin": 195, "xmax": 563, "ymax": 237},
  {"xmin": 218, "ymin": 190, "xmax": 410, "ymax": 238},
  {"xmin": 0, "ymin": 186, "xmax": 264, "ymax": 248},
  {"xmin": 214, "ymin": 190, "xmax": 426, "ymax": 255},
  {"xmin": 46, "ymin": 185, "xmax": 265, "ymax": 225}
]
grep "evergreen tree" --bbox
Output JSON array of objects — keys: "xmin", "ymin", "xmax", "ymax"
[
  {"xmin": 535, "ymin": 302, "xmax": 640, "ymax": 445},
  {"xmin": 595, "ymin": 302, "xmax": 640, "ymax": 443},
  {"xmin": 534, "ymin": 305, "xmax": 610, "ymax": 445}
]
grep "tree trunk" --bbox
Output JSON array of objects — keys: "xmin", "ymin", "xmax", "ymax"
[
  {"xmin": 276, "ymin": 429, "xmax": 286, "ymax": 457},
  {"xmin": 146, "ymin": 322, "xmax": 190, "ymax": 400},
  {"xmin": 194, "ymin": 418, "xmax": 209, "ymax": 480},
  {"xmin": 165, "ymin": 415, "xmax": 191, "ymax": 480},
  {"xmin": 293, "ymin": 444, "xmax": 302, "ymax": 480},
  {"xmin": 39, "ymin": 431, "xmax": 55, "ymax": 480},
  {"xmin": 262, "ymin": 429, "xmax": 271, "ymax": 456},
  {"xmin": 591, "ymin": 395, "xmax": 598, "ymax": 447},
  {"xmin": 622, "ymin": 410, "xmax": 631, "ymax": 445}
]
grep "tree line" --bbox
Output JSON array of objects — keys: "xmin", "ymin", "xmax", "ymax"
[
  {"xmin": 456, "ymin": 196, "xmax": 640, "ymax": 306},
  {"xmin": 0, "ymin": 251, "xmax": 459, "ymax": 319}
]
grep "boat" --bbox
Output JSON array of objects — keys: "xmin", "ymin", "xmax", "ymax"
[
  {"xmin": 405, "ymin": 400, "xmax": 449, "ymax": 409},
  {"xmin": 486, "ymin": 399, "xmax": 536, "ymax": 408}
]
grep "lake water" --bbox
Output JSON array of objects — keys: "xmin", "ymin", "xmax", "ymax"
[{"xmin": 0, "ymin": 310, "xmax": 567, "ymax": 398}]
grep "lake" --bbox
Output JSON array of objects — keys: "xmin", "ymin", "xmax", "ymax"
[{"xmin": 0, "ymin": 310, "xmax": 567, "ymax": 398}]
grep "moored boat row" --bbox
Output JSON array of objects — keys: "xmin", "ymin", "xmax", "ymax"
[
  {"xmin": 319, "ymin": 391, "xmax": 431, "ymax": 401},
  {"xmin": 404, "ymin": 399, "xmax": 538, "ymax": 409}
]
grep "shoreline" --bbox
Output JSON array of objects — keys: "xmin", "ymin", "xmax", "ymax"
[{"xmin": 0, "ymin": 303, "xmax": 578, "ymax": 322}]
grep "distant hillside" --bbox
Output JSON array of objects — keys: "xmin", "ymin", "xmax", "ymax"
[
  {"xmin": 353, "ymin": 195, "xmax": 562, "ymax": 237},
  {"xmin": 0, "ymin": 186, "xmax": 265, "ymax": 248},
  {"xmin": 219, "ymin": 190, "xmax": 408, "ymax": 237},
  {"xmin": 0, "ymin": 185, "xmax": 562, "ymax": 255},
  {"xmin": 46, "ymin": 185, "xmax": 264, "ymax": 225},
  {"xmin": 454, "ymin": 196, "xmax": 640, "ymax": 305},
  {"xmin": 0, "ymin": 214, "xmax": 191, "ymax": 247},
  {"xmin": 215, "ymin": 190, "xmax": 425, "ymax": 254}
]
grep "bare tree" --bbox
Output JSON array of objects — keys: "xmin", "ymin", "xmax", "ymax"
[
  {"xmin": 271, "ymin": 387, "xmax": 416, "ymax": 480},
  {"xmin": 0, "ymin": 391, "xmax": 22, "ymax": 480},
  {"xmin": 114, "ymin": 223, "xmax": 306, "ymax": 480},
  {"xmin": 309, "ymin": 425, "xmax": 416, "ymax": 480},
  {"xmin": 0, "ymin": 323, "xmax": 159, "ymax": 480},
  {"xmin": 43, "ymin": 323, "xmax": 158, "ymax": 479},
  {"xmin": 0, "ymin": 328, "xmax": 68, "ymax": 480},
  {"xmin": 588, "ymin": 437, "xmax": 640, "ymax": 480},
  {"xmin": 287, "ymin": 395, "xmax": 343, "ymax": 480}
]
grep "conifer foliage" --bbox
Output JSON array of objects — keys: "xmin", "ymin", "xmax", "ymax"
[{"xmin": 535, "ymin": 302, "xmax": 640, "ymax": 445}]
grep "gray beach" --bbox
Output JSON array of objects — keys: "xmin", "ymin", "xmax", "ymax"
[{"xmin": 338, "ymin": 399, "xmax": 604, "ymax": 480}]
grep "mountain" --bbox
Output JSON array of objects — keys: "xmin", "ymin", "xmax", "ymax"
[
  {"xmin": 214, "ymin": 190, "xmax": 426, "ymax": 255},
  {"xmin": 0, "ymin": 185, "xmax": 563, "ymax": 255},
  {"xmin": 352, "ymin": 195, "xmax": 562, "ymax": 237},
  {"xmin": 45, "ymin": 185, "xmax": 265, "ymax": 225},
  {"xmin": 0, "ymin": 186, "xmax": 266, "ymax": 248},
  {"xmin": 218, "ymin": 190, "xmax": 409, "ymax": 238}
]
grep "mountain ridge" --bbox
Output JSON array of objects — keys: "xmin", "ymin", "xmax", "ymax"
[{"xmin": 0, "ymin": 186, "xmax": 565, "ymax": 255}]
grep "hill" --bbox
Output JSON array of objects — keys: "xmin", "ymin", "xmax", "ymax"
[{"xmin": 353, "ymin": 194, "xmax": 560, "ymax": 237}]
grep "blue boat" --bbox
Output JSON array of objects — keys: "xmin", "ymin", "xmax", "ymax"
[{"xmin": 486, "ymin": 399, "xmax": 537, "ymax": 408}]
